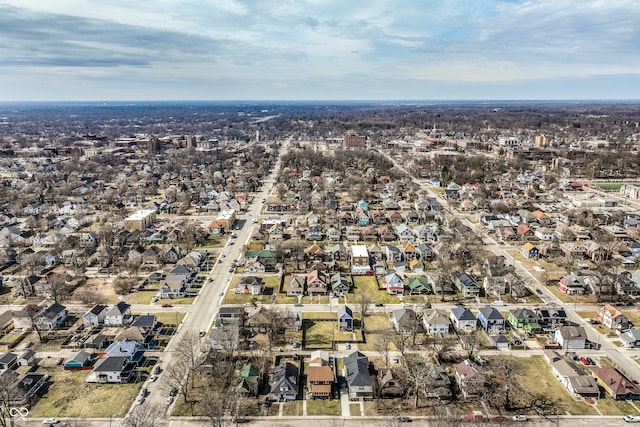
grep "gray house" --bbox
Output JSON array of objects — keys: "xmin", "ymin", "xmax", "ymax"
[
  {"xmin": 337, "ymin": 306, "xmax": 353, "ymax": 331},
  {"xmin": 344, "ymin": 351, "xmax": 372, "ymax": 400},
  {"xmin": 271, "ymin": 362, "xmax": 299, "ymax": 401}
]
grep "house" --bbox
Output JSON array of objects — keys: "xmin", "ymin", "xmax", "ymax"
[
  {"xmin": 35, "ymin": 303, "xmax": 68, "ymax": 330},
  {"xmin": 545, "ymin": 351, "xmax": 599, "ymax": 398},
  {"xmin": 597, "ymin": 304, "xmax": 630, "ymax": 330},
  {"xmin": 86, "ymin": 356, "xmax": 133, "ymax": 383},
  {"xmin": 235, "ymin": 276, "xmax": 265, "ymax": 295},
  {"xmin": 477, "ymin": 306, "xmax": 506, "ymax": 332},
  {"xmin": 520, "ymin": 242, "xmax": 539, "ymax": 260},
  {"xmin": 271, "ymin": 362, "xmax": 299, "ymax": 401},
  {"xmin": 559, "ymin": 273, "xmax": 587, "ymax": 295},
  {"xmin": 286, "ymin": 275, "xmax": 305, "ymax": 297},
  {"xmin": 209, "ymin": 317, "xmax": 240, "ymax": 352},
  {"xmin": 64, "ymin": 350, "xmax": 92, "ymax": 369},
  {"xmin": 390, "ymin": 308, "xmax": 422, "ymax": 334},
  {"xmin": 489, "ymin": 334, "xmax": 511, "ymax": 349},
  {"xmin": 0, "ymin": 352, "xmax": 18, "ymax": 370},
  {"xmin": 592, "ymin": 368, "xmax": 640, "ymax": 400},
  {"xmin": 350, "ymin": 245, "xmax": 370, "ymax": 274},
  {"xmin": 450, "ymin": 306, "xmax": 477, "ymax": 333},
  {"xmin": 377, "ymin": 368, "xmax": 404, "ymax": 398},
  {"xmin": 161, "ymin": 265, "xmax": 195, "ymax": 298},
  {"xmin": 236, "ymin": 363, "xmax": 260, "ymax": 396},
  {"xmin": 330, "ymin": 273, "xmax": 350, "ymax": 296},
  {"xmin": 103, "ymin": 301, "xmax": 132, "ymax": 326},
  {"xmin": 507, "ymin": 308, "xmax": 541, "ymax": 332},
  {"xmin": 554, "ymin": 326, "xmax": 587, "ymax": 349},
  {"xmin": 17, "ymin": 350, "xmax": 35, "ymax": 366},
  {"xmin": 337, "ymin": 306, "xmax": 353, "ymax": 331},
  {"xmin": 423, "ymin": 309, "xmax": 451, "ymax": 334},
  {"xmin": 83, "ymin": 304, "xmax": 108, "ymax": 328},
  {"xmin": 455, "ymin": 359, "xmax": 486, "ymax": 399},
  {"xmin": 6, "ymin": 371, "xmax": 49, "ymax": 406},
  {"xmin": 380, "ymin": 273, "xmax": 405, "ymax": 295},
  {"xmin": 452, "ymin": 271, "xmax": 480, "ymax": 298},
  {"xmin": 536, "ymin": 306, "xmax": 568, "ymax": 328},
  {"xmin": 309, "ymin": 350, "xmax": 331, "ymax": 367},
  {"xmin": 344, "ymin": 351, "xmax": 373, "ymax": 400},
  {"xmin": 620, "ymin": 327, "xmax": 640, "ymax": 348},
  {"xmin": 408, "ymin": 276, "xmax": 430, "ymax": 295},
  {"xmin": 423, "ymin": 362, "xmax": 452, "ymax": 399},
  {"xmin": 306, "ymin": 269, "xmax": 328, "ymax": 296},
  {"xmin": 307, "ymin": 365, "xmax": 334, "ymax": 399}
]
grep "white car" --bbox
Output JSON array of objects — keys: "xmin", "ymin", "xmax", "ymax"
[
  {"xmin": 166, "ymin": 396, "xmax": 174, "ymax": 405},
  {"xmin": 624, "ymin": 415, "xmax": 640, "ymax": 423},
  {"xmin": 43, "ymin": 419, "xmax": 60, "ymax": 425},
  {"xmin": 512, "ymin": 415, "xmax": 527, "ymax": 421},
  {"xmin": 149, "ymin": 375, "xmax": 158, "ymax": 382}
]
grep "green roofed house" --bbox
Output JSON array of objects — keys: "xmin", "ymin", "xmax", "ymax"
[
  {"xmin": 237, "ymin": 363, "xmax": 260, "ymax": 396},
  {"xmin": 408, "ymin": 276, "xmax": 431, "ymax": 295}
]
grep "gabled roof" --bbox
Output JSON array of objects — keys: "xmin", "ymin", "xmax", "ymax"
[
  {"xmin": 592, "ymin": 368, "xmax": 640, "ymax": 396},
  {"xmin": 93, "ymin": 356, "xmax": 128, "ymax": 372},
  {"xmin": 451, "ymin": 306, "xmax": 475, "ymax": 321},
  {"xmin": 344, "ymin": 351, "xmax": 371, "ymax": 387},
  {"xmin": 478, "ymin": 306, "xmax": 505, "ymax": 321}
]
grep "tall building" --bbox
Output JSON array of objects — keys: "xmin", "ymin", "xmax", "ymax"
[
  {"xmin": 535, "ymin": 134, "xmax": 548, "ymax": 148},
  {"xmin": 185, "ymin": 135, "xmax": 196, "ymax": 149},
  {"xmin": 344, "ymin": 132, "xmax": 366, "ymax": 148}
]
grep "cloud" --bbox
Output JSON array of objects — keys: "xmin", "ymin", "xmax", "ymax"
[{"xmin": 0, "ymin": 0, "xmax": 639, "ymax": 100}]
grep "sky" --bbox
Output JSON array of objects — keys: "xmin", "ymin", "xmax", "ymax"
[{"xmin": 1, "ymin": 0, "xmax": 640, "ymax": 101}]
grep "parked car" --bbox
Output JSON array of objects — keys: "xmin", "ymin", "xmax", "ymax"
[
  {"xmin": 586, "ymin": 357, "xmax": 596, "ymax": 365},
  {"xmin": 345, "ymin": 343, "xmax": 351, "ymax": 350},
  {"xmin": 154, "ymin": 366, "xmax": 162, "ymax": 375},
  {"xmin": 512, "ymin": 415, "xmax": 527, "ymax": 422},
  {"xmin": 397, "ymin": 416, "xmax": 412, "ymax": 423},
  {"xmin": 375, "ymin": 303, "xmax": 384, "ymax": 307},
  {"xmin": 491, "ymin": 415, "xmax": 507, "ymax": 422},
  {"xmin": 580, "ymin": 357, "xmax": 590, "ymax": 365},
  {"xmin": 140, "ymin": 388, "xmax": 149, "ymax": 397},
  {"xmin": 166, "ymin": 396, "xmax": 174, "ymax": 405},
  {"xmin": 135, "ymin": 397, "xmax": 145, "ymax": 405},
  {"xmin": 42, "ymin": 419, "xmax": 60, "ymax": 425},
  {"xmin": 162, "ymin": 303, "xmax": 173, "ymax": 308},
  {"xmin": 624, "ymin": 415, "xmax": 640, "ymax": 423},
  {"xmin": 169, "ymin": 387, "xmax": 178, "ymax": 397},
  {"xmin": 151, "ymin": 296, "xmax": 159, "ymax": 303},
  {"xmin": 149, "ymin": 374, "xmax": 158, "ymax": 382},
  {"xmin": 263, "ymin": 398, "xmax": 272, "ymax": 407}
]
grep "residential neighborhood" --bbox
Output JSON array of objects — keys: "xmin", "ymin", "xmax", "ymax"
[{"xmin": 1, "ymin": 102, "xmax": 640, "ymax": 426}]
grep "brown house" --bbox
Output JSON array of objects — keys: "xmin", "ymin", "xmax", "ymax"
[{"xmin": 307, "ymin": 365, "xmax": 334, "ymax": 399}]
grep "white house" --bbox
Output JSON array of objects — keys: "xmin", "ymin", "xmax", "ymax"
[
  {"xmin": 554, "ymin": 326, "xmax": 587, "ymax": 349},
  {"xmin": 450, "ymin": 306, "xmax": 477, "ymax": 333},
  {"xmin": 423, "ymin": 309, "xmax": 451, "ymax": 334}
]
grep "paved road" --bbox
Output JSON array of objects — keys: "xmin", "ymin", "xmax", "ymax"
[{"xmin": 140, "ymin": 142, "xmax": 286, "ymax": 412}]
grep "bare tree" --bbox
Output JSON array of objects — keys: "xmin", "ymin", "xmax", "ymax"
[
  {"xmin": 260, "ymin": 307, "xmax": 291, "ymax": 351},
  {"xmin": 401, "ymin": 354, "xmax": 432, "ymax": 410},
  {"xmin": 163, "ymin": 358, "xmax": 192, "ymax": 405},
  {"xmin": 174, "ymin": 330, "xmax": 205, "ymax": 391},
  {"xmin": 113, "ymin": 274, "xmax": 137, "ymax": 295},
  {"xmin": 0, "ymin": 371, "xmax": 19, "ymax": 427},
  {"xmin": 23, "ymin": 304, "xmax": 46, "ymax": 343},
  {"xmin": 353, "ymin": 285, "xmax": 374, "ymax": 331},
  {"xmin": 459, "ymin": 331, "xmax": 483, "ymax": 361},
  {"xmin": 373, "ymin": 328, "xmax": 393, "ymax": 367},
  {"xmin": 426, "ymin": 335, "xmax": 457, "ymax": 363},
  {"xmin": 123, "ymin": 403, "xmax": 167, "ymax": 427},
  {"xmin": 390, "ymin": 330, "xmax": 411, "ymax": 358},
  {"xmin": 43, "ymin": 272, "xmax": 72, "ymax": 303}
]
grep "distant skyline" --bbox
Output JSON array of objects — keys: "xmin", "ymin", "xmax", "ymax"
[{"xmin": 1, "ymin": 0, "xmax": 640, "ymax": 101}]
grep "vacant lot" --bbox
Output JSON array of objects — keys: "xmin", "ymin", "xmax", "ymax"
[
  {"xmin": 30, "ymin": 369, "xmax": 140, "ymax": 418},
  {"xmin": 515, "ymin": 356, "xmax": 597, "ymax": 415},
  {"xmin": 127, "ymin": 290, "xmax": 156, "ymax": 304}
]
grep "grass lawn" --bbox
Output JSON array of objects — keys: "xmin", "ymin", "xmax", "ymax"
[
  {"xmin": 352, "ymin": 276, "xmax": 401, "ymax": 304},
  {"xmin": 0, "ymin": 331, "xmax": 24, "ymax": 345},
  {"xmin": 30, "ymin": 369, "xmax": 141, "ymax": 418},
  {"xmin": 303, "ymin": 321, "xmax": 334, "ymax": 349},
  {"xmin": 126, "ymin": 290, "xmax": 156, "ymax": 304},
  {"xmin": 306, "ymin": 399, "xmax": 342, "ymax": 416},
  {"xmin": 596, "ymin": 394, "xmax": 639, "ymax": 415},
  {"xmin": 516, "ymin": 356, "xmax": 598, "ymax": 415},
  {"xmin": 350, "ymin": 403, "xmax": 362, "ymax": 415},
  {"xmin": 281, "ymin": 400, "xmax": 303, "ymax": 416},
  {"xmin": 357, "ymin": 313, "xmax": 393, "ymax": 351},
  {"xmin": 166, "ymin": 296, "xmax": 196, "ymax": 304},
  {"xmin": 140, "ymin": 311, "xmax": 185, "ymax": 326},
  {"xmin": 222, "ymin": 276, "xmax": 297, "ymax": 305}
]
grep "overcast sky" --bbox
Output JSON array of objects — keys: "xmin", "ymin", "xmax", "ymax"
[{"xmin": 1, "ymin": 0, "xmax": 639, "ymax": 101}]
